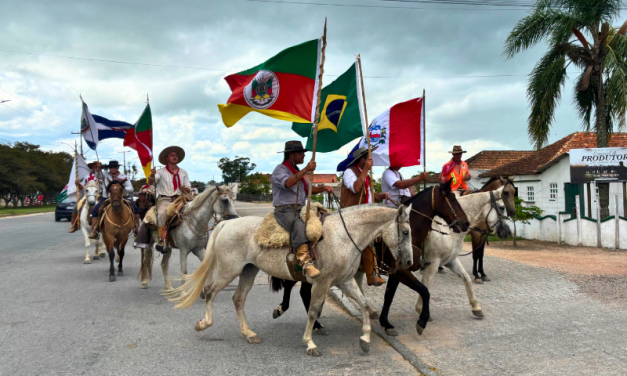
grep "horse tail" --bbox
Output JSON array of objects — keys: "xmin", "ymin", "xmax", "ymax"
[
  {"xmin": 270, "ymin": 277, "xmax": 284, "ymax": 293},
  {"xmin": 163, "ymin": 221, "xmax": 222, "ymax": 309}
]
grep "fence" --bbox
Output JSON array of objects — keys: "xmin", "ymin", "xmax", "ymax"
[{"xmin": 237, "ymin": 194, "xmax": 273, "ymax": 202}]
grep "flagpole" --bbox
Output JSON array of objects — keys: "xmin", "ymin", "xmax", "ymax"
[
  {"xmin": 356, "ymin": 55, "xmax": 375, "ymax": 201},
  {"xmin": 74, "ymin": 141, "xmax": 80, "ymax": 200},
  {"xmin": 148, "ymin": 93, "xmax": 159, "ymax": 230},
  {"xmin": 423, "ymin": 89, "xmax": 426, "ymax": 191},
  {"xmin": 305, "ymin": 18, "xmax": 327, "ymax": 224}
]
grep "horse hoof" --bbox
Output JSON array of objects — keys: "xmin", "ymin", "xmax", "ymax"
[
  {"xmin": 474, "ymin": 278, "xmax": 483, "ymax": 284},
  {"xmin": 140, "ymin": 282, "xmax": 148, "ymax": 289},
  {"xmin": 84, "ymin": 260, "xmax": 91, "ymax": 264},
  {"xmin": 472, "ymin": 309, "xmax": 484, "ymax": 318},
  {"xmin": 359, "ymin": 339, "xmax": 370, "ymax": 354},
  {"xmin": 481, "ymin": 276, "xmax": 491, "ymax": 282},
  {"xmin": 195, "ymin": 320, "xmax": 206, "ymax": 332},
  {"xmin": 428, "ymin": 316, "xmax": 433, "ymax": 322},
  {"xmin": 109, "ymin": 275, "xmax": 116, "ymax": 282},
  {"xmin": 417, "ymin": 320, "xmax": 427, "ymax": 335},
  {"xmin": 117, "ymin": 270, "xmax": 123, "ymax": 276},
  {"xmin": 438, "ymin": 268, "xmax": 446, "ymax": 274},
  {"xmin": 272, "ymin": 308, "xmax": 282, "ymax": 319},
  {"xmin": 314, "ymin": 327, "xmax": 328, "ymax": 336},
  {"xmin": 100, "ymin": 253, "xmax": 106, "ymax": 257},
  {"xmin": 385, "ymin": 328, "xmax": 398, "ymax": 336},
  {"xmin": 369, "ymin": 311, "xmax": 380, "ymax": 319},
  {"xmin": 199, "ymin": 291, "xmax": 205, "ymax": 300},
  {"xmin": 247, "ymin": 335, "xmax": 261, "ymax": 344},
  {"xmin": 307, "ymin": 348, "xmax": 321, "ymax": 357}
]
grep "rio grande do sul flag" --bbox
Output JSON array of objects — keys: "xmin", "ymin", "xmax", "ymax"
[
  {"xmin": 56, "ymin": 154, "xmax": 90, "ymax": 203},
  {"xmin": 339, "ymin": 97, "xmax": 424, "ymax": 170},
  {"xmin": 218, "ymin": 38, "xmax": 322, "ymax": 127},
  {"xmin": 123, "ymin": 104, "xmax": 153, "ymax": 179}
]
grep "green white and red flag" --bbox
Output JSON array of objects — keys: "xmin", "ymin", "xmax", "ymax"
[
  {"xmin": 218, "ymin": 38, "xmax": 322, "ymax": 127},
  {"xmin": 124, "ymin": 104, "xmax": 153, "ymax": 179}
]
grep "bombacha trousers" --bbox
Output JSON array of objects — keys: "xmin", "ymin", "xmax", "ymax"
[
  {"xmin": 273, "ymin": 205, "xmax": 308, "ymax": 250},
  {"xmin": 157, "ymin": 196, "xmax": 176, "ymax": 226}
]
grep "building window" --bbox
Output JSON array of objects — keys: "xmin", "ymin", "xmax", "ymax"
[
  {"xmin": 527, "ymin": 186, "xmax": 535, "ymax": 202},
  {"xmin": 549, "ymin": 183, "xmax": 557, "ymax": 201}
]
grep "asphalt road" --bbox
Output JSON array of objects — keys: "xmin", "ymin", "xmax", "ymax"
[{"xmin": 0, "ymin": 204, "xmax": 417, "ymax": 375}]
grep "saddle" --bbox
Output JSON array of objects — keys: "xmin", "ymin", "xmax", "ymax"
[
  {"xmin": 254, "ymin": 202, "xmax": 327, "ymax": 249},
  {"xmin": 143, "ymin": 194, "xmax": 194, "ymax": 230},
  {"xmin": 98, "ymin": 199, "xmax": 135, "ymax": 228}
]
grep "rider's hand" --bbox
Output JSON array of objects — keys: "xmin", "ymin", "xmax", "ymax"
[
  {"xmin": 305, "ymin": 161, "xmax": 317, "ymax": 172},
  {"xmin": 420, "ymin": 171, "xmax": 429, "ymax": 180},
  {"xmin": 78, "ymin": 183, "xmax": 84, "ymax": 190},
  {"xmin": 150, "ymin": 168, "xmax": 156, "ymax": 176},
  {"xmin": 324, "ymin": 186, "xmax": 333, "ymax": 193},
  {"xmin": 364, "ymin": 157, "xmax": 374, "ymax": 170},
  {"xmin": 379, "ymin": 192, "xmax": 390, "ymax": 201}
]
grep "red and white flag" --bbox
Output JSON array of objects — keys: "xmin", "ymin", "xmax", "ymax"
[{"xmin": 359, "ymin": 97, "xmax": 424, "ymax": 167}]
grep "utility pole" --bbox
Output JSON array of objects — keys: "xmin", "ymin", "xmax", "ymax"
[
  {"xmin": 71, "ymin": 132, "xmax": 83, "ymax": 157},
  {"xmin": 119, "ymin": 150, "xmax": 130, "ymax": 175}
]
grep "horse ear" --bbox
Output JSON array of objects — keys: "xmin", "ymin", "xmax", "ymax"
[
  {"xmin": 441, "ymin": 179, "xmax": 452, "ymax": 193},
  {"xmin": 397, "ymin": 205, "xmax": 407, "ymax": 220}
]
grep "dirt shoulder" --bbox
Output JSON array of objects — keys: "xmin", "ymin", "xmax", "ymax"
[{"xmin": 0, "ymin": 205, "xmax": 57, "ymax": 218}]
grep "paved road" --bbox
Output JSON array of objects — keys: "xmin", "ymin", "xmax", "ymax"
[{"xmin": 0, "ymin": 204, "xmax": 417, "ymax": 375}]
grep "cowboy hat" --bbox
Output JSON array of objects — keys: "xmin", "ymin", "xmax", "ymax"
[
  {"xmin": 277, "ymin": 140, "xmax": 309, "ymax": 153},
  {"xmin": 105, "ymin": 160, "xmax": 121, "ymax": 168},
  {"xmin": 346, "ymin": 145, "xmax": 378, "ymax": 168},
  {"xmin": 448, "ymin": 145, "xmax": 467, "ymax": 154},
  {"xmin": 87, "ymin": 161, "xmax": 98, "ymax": 169},
  {"xmin": 159, "ymin": 146, "xmax": 185, "ymax": 165}
]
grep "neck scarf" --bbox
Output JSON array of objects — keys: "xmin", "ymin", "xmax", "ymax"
[
  {"xmin": 166, "ymin": 165, "xmax": 181, "ymax": 191},
  {"xmin": 356, "ymin": 166, "xmax": 370, "ymax": 203},
  {"xmin": 282, "ymin": 161, "xmax": 308, "ymax": 192}
]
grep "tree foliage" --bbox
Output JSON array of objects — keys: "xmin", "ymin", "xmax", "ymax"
[
  {"xmin": 217, "ymin": 156, "xmax": 256, "ymax": 184},
  {"xmin": 239, "ymin": 173, "xmax": 270, "ymax": 195},
  {"xmin": 509, "ymin": 196, "xmax": 544, "ymax": 246}
]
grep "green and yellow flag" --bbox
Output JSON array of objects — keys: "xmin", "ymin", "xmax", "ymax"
[{"xmin": 292, "ymin": 61, "xmax": 365, "ymax": 152}]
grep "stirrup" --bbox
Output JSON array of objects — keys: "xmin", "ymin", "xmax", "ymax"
[{"xmin": 155, "ymin": 241, "xmax": 168, "ymax": 254}]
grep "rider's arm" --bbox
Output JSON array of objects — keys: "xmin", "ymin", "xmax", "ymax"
[
  {"xmin": 343, "ymin": 170, "xmax": 359, "ymax": 193},
  {"xmin": 123, "ymin": 179, "xmax": 134, "ymax": 195}
]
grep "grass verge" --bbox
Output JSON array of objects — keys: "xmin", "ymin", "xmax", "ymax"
[
  {"xmin": 464, "ymin": 234, "xmax": 525, "ymax": 242},
  {"xmin": 0, "ymin": 204, "xmax": 57, "ymax": 218}
]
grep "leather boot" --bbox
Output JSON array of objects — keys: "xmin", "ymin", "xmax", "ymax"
[
  {"xmin": 295, "ymin": 244, "xmax": 320, "ymax": 278},
  {"xmin": 362, "ymin": 247, "xmax": 385, "ymax": 286},
  {"xmin": 68, "ymin": 213, "xmax": 80, "ymax": 233},
  {"xmin": 88, "ymin": 217, "xmax": 100, "ymax": 239},
  {"xmin": 155, "ymin": 226, "xmax": 168, "ymax": 254},
  {"xmin": 133, "ymin": 214, "xmax": 140, "ymax": 235}
]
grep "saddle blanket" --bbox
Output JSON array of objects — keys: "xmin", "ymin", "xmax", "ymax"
[
  {"xmin": 143, "ymin": 194, "xmax": 193, "ymax": 229},
  {"xmin": 254, "ymin": 202, "xmax": 326, "ymax": 248}
]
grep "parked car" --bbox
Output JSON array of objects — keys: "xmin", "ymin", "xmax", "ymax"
[{"xmin": 55, "ymin": 201, "xmax": 75, "ymax": 222}]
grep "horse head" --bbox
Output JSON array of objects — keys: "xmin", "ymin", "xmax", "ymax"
[
  {"xmin": 498, "ymin": 175, "xmax": 516, "ymax": 217},
  {"xmin": 214, "ymin": 185, "xmax": 239, "ymax": 220},
  {"xmin": 84, "ymin": 181, "xmax": 100, "ymax": 206},
  {"xmin": 435, "ymin": 179, "xmax": 470, "ymax": 233},
  {"xmin": 106, "ymin": 180, "xmax": 125, "ymax": 211},
  {"xmin": 381, "ymin": 205, "xmax": 413, "ymax": 270}
]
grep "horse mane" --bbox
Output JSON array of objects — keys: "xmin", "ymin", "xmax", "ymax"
[
  {"xmin": 84, "ymin": 180, "xmax": 99, "ymax": 189},
  {"xmin": 106, "ymin": 179, "xmax": 123, "ymax": 192},
  {"xmin": 480, "ymin": 176, "xmax": 501, "ymax": 190},
  {"xmin": 185, "ymin": 186, "xmax": 218, "ymax": 212},
  {"xmin": 403, "ymin": 186, "xmax": 433, "ymax": 206}
]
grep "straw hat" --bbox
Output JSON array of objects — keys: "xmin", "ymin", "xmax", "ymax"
[
  {"xmin": 158, "ymin": 146, "xmax": 185, "ymax": 165},
  {"xmin": 448, "ymin": 145, "xmax": 467, "ymax": 154}
]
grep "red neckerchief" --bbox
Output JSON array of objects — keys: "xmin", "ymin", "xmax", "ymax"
[
  {"xmin": 166, "ymin": 165, "xmax": 181, "ymax": 191},
  {"xmin": 86, "ymin": 173, "xmax": 96, "ymax": 181},
  {"xmin": 282, "ymin": 161, "xmax": 308, "ymax": 192},
  {"xmin": 442, "ymin": 159, "xmax": 461, "ymax": 176},
  {"xmin": 356, "ymin": 166, "xmax": 370, "ymax": 203}
]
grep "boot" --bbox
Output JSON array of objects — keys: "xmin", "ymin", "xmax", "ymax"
[
  {"xmin": 68, "ymin": 213, "xmax": 80, "ymax": 233},
  {"xmin": 155, "ymin": 226, "xmax": 168, "ymax": 254},
  {"xmin": 88, "ymin": 217, "xmax": 100, "ymax": 239},
  {"xmin": 295, "ymin": 244, "xmax": 320, "ymax": 278},
  {"xmin": 133, "ymin": 214, "xmax": 140, "ymax": 235},
  {"xmin": 362, "ymin": 247, "xmax": 385, "ymax": 286}
]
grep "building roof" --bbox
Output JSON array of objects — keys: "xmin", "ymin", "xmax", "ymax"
[
  {"xmin": 465, "ymin": 150, "xmax": 535, "ymax": 170},
  {"xmin": 479, "ymin": 132, "xmax": 627, "ymax": 177},
  {"xmin": 306, "ymin": 173, "xmax": 338, "ymax": 184}
]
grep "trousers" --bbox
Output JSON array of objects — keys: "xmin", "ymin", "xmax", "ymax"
[{"xmin": 273, "ymin": 206, "xmax": 308, "ymax": 250}]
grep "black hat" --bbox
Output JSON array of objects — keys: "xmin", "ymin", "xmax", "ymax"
[
  {"xmin": 278, "ymin": 140, "xmax": 308, "ymax": 153},
  {"xmin": 106, "ymin": 160, "xmax": 121, "ymax": 168},
  {"xmin": 346, "ymin": 145, "xmax": 378, "ymax": 168}
]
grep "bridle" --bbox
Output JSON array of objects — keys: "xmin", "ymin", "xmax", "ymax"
[
  {"xmin": 390, "ymin": 186, "xmax": 463, "ymax": 235},
  {"xmin": 181, "ymin": 189, "xmax": 239, "ymax": 239}
]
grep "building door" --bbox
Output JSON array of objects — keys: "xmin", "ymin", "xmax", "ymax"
[{"xmin": 564, "ymin": 183, "xmax": 584, "ymax": 217}]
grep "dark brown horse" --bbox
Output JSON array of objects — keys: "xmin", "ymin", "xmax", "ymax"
[
  {"xmin": 101, "ymin": 180, "xmax": 135, "ymax": 282},
  {"xmin": 270, "ymin": 179, "xmax": 470, "ymax": 336}
]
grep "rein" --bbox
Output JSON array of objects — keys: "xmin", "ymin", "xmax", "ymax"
[
  {"xmin": 459, "ymin": 190, "xmax": 508, "ymax": 257},
  {"xmin": 103, "ymin": 201, "xmax": 134, "ymax": 229},
  {"xmin": 181, "ymin": 190, "xmax": 238, "ymax": 238}
]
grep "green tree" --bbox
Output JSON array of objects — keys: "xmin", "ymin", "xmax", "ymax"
[
  {"xmin": 509, "ymin": 197, "xmax": 544, "ymax": 246},
  {"xmin": 240, "ymin": 173, "xmax": 270, "ymax": 195},
  {"xmin": 190, "ymin": 180, "xmax": 207, "ymax": 191},
  {"xmin": 504, "ymin": 0, "xmax": 627, "ymax": 217},
  {"xmin": 217, "ymin": 156, "xmax": 256, "ymax": 184}
]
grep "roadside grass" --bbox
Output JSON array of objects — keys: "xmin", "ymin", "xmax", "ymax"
[
  {"xmin": 0, "ymin": 204, "xmax": 57, "ymax": 217},
  {"xmin": 463, "ymin": 234, "xmax": 525, "ymax": 242}
]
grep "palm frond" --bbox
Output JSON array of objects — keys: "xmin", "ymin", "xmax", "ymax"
[
  {"xmin": 503, "ymin": 9, "xmax": 565, "ymax": 59},
  {"xmin": 573, "ymin": 71, "xmax": 595, "ymax": 131}
]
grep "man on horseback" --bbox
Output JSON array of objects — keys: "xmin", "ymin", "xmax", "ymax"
[
  {"xmin": 271, "ymin": 141, "xmax": 333, "ymax": 279},
  {"xmin": 148, "ymin": 146, "xmax": 191, "ymax": 253},
  {"xmin": 68, "ymin": 161, "xmax": 99, "ymax": 233},
  {"xmin": 439, "ymin": 145, "xmax": 471, "ymax": 191},
  {"xmin": 381, "ymin": 167, "xmax": 428, "ymax": 206},
  {"xmin": 340, "ymin": 146, "xmax": 391, "ymax": 286}
]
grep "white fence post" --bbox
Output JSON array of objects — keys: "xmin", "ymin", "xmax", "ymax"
[
  {"xmin": 616, "ymin": 194, "xmax": 620, "ymax": 249},
  {"xmin": 556, "ymin": 190, "xmax": 561, "ymax": 245},
  {"xmin": 596, "ymin": 193, "xmax": 602, "ymax": 247},
  {"xmin": 576, "ymin": 195, "xmax": 582, "ymax": 246}
]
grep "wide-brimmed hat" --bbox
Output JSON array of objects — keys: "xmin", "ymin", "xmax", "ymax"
[
  {"xmin": 105, "ymin": 160, "xmax": 121, "ymax": 168},
  {"xmin": 159, "ymin": 146, "xmax": 185, "ymax": 165},
  {"xmin": 346, "ymin": 145, "xmax": 378, "ymax": 168},
  {"xmin": 278, "ymin": 140, "xmax": 308, "ymax": 153},
  {"xmin": 448, "ymin": 145, "xmax": 467, "ymax": 154},
  {"xmin": 87, "ymin": 161, "xmax": 98, "ymax": 169}
]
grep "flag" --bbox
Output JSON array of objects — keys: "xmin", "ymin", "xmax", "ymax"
[
  {"xmin": 56, "ymin": 154, "xmax": 90, "ymax": 202},
  {"xmin": 292, "ymin": 62, "xmax": 365, "ymax": 152},
  {"xmin": 123, "ymin": 104, "xmax": 153, "ymax": 179},
  {"xmin": 218, "ymin": 38, "xmax": 322, "ymax": 127},
  {"xmin": 91, "ymin": 114, "xmax": 133, "ymax": 140},
  {"xmin": 337, "ymin": 98, "xmax": 424, "ymax": 170},
  {"xmin": 80, "ymin": 100, "xmax": 99, "ymax": 150},
  {"xmin": 336, "ymin": 142, "xmax": 361, "ymax": 172}
]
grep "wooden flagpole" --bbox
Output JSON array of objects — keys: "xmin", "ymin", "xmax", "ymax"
[
  {"xmin": 74, "ymin": 140, "xmax": 80, "ymax": 198},
  {"xmin": 305, "ymin": 18, "xmax": 327, "ymax": 224},
  {"xmin": 423, "ymin": 89, "xmax": 426, "ymax": 191},
  {"xmin": 356, "ymin": 55, "xmax": 375, "ymax": 201}
]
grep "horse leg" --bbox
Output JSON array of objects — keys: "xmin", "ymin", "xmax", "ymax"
[
  {"xmin": 273, "ymin": 279, "xmax": 295, "ymax": 319},
  {"xmin": 383, "ymin": 270, "xmax": 429, "ymax": 334},
  {"xmin": 446, "ymin": 258, "xmax": 483, "ymax": 318},
  {"xmin": 302, "ymin": 280, "xmax": 331, "ymax": 357},
  {"xmin": 471, "ymin": 233, "xmax": 483, "ymax": 284},
  {"xmin": 415, "ymin": 262, "xmax": 436, "ymax": 324},
  {"xmin": 233, "ymin": 264, "xmax": 261, "ymax": 344},
  {"xmin": 99, "ymin": 236, "xmax": 106, "ymax": 257},
  {"xmin": 107, "ymin": 243, "xmax": 116, "ymax": 282},
  {"xmin": 478, "ymin": 244, "xmax": 489, "ymax": 282},
  {"xmin": 179, "ymin": 248, "xmax": 188, "ymax": 285},
  {"xmin": 379, "ymin": 274, "xmax": 400, "ymax": 336},
  {"xmin": 337, "ymin": 278, "xmax": 372, "ymax": 354},
  {"xmin": 117, "ymin": 243, "xmax": 125, "ymax": 276},
  {"xmin": 196, "ymin": 268, "xmax": 241, "ymax": 332},
  {"xmin": 298, "ymin": 282, "xmax": 326, "ymax": 335},
  {"xmin": 84, "ymin": 245, "xmax": 91, "ymax": 264},
  {"xmin": 354, "ymin": 271, "xmax": 380, "ymax": 319},
  {"xmin": 160, "ymin": 247, "xmax": 173, "ymax": 291},
  {"xmin": 140, "ymin": 246, "xmax": 153, "ymax": 289}
]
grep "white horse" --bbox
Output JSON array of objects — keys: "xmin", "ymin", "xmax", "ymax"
[
  {"xmin": 140, "ymin": 185, "xmax": 238, "ymax": 290},
  {"xmin": 166, "ymin": 204, "xmax": 413, "ymax": 357},
  {"xmin": 79, "ymin": 181, "xmax": 105, "ymax": 264},
  {"xmin": 416, "ymin": 187, "xmax": 511, "ymax": 318}
]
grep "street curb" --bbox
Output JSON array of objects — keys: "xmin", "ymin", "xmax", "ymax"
[
  {"xmin": 328, "ymin": 287, "xmax": 439, "ymax": 376},
  {"xmin": 0, "ymin": 211, "xmax": 54, "ymax": 220}
]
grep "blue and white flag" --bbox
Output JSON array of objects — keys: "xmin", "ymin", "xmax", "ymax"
[
  {"xmin": 92, "ymin": 114, "xmax": 133, "ymax": 141},
  {"xmin": 80, "ymin": 100, "xmax": 99, "ymax": 150}
]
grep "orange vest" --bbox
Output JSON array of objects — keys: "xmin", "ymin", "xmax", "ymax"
[{"xmin": 449, "ymin": 161, "xmax": 469, "ymax": 191}]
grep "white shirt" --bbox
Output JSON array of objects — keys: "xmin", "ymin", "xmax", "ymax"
[
  {"xmin": 100, "ymin": 171, "xmax": 133, "ymax": 198},
  {"xmin": 343, "ymin": 168, "xmax": 373, "ymax": 204},
  {"xmin": 155, "ymin": 167, "xmax": 190, "ymax": 197},
  {"xmin": 382, "ymin": 169, "xmax": 411, "ymax": 206}
]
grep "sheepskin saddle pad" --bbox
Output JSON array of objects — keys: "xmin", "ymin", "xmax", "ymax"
[
  {"xmin": 254, "ymin": 202, "xmax": 327, "ymax": 249},
  {"xmin": 143, "ymin": 194, "xmax": 193, "ymax": 229}
]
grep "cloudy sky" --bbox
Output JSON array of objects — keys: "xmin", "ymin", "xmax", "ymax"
[{"xmin": 1, "ymin": 0, "xmax": 622, "ymax": 182}]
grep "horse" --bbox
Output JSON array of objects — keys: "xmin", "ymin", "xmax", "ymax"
[
  {"xmin": 101, "ymin": 180, "xmax": 135, "ymax": 282},
  {"xmin": 270, "ymin": 180, "xmax": 471, "ymax": 337},
  {"xmin": 412, "ymin": 186, "xmax": 511, "ymax": 321},
  {"xmin": 79, "ymin": 181, "xmax": 105, "ymax": 264},
  {"xmin": 165, "ymin": 204, "xmax": 415, "ymax": 357},
  {"xmin": 139, "ymin": 185, "xmax": 238, "ymax": 290},
  {"xmin": 464, "ymin": 176, "xmax": 516, "ymax": 283}
]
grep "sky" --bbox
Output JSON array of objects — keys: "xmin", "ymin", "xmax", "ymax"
[{"xmin": 1, "ymin": 0, "xmax": 622, "ymax": 182}]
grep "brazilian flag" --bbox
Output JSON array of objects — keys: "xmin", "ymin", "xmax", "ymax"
[{"xmin": 292, "ymin": 62, "xmax": 365, "ymax": 152}]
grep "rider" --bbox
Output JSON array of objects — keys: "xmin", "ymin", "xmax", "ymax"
[
  {"xmin": 148, "ymin": 146, "xmax": 191, "ymax": 254},
  {"xmin": 271, "ymin": 141, "xmax": 334, "ymax": 279},
  {"xmin": 439, "ymin": 145, "xmax": 471, "ymax": 191},
  {"xmin": 340, "ymin": 146, "xmax": 391, "ymax": 286},
  {"xmin": 88, "ymin": 160, "xmax": 139, "ymax": 239},
  {"xmin": 68, "ymin": 161, "xmax": 99, "ymax": 233},
  {"xmin": 381, "ymin": 167, "xmax": 428, "ymax": 206}
]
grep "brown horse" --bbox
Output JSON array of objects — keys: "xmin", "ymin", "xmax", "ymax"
[{"xmin": 101, "ymin": 180, "xmax": 135, "ymax": 282}]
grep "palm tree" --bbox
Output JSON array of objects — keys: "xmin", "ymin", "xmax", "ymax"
[{"xmin": 504, "ymin": 0, "xmax": 627, "ymax": 218}]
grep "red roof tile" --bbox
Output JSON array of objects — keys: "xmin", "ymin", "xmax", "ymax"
[
  {"xmin": 479, "ymin": 132, "xmax": 627, "ymax": 177},
  {"xmin": 465, "ymin": 150, "xmax": 534, "ymax": 170},
  {"xmin": 306, "ymin": 174, "xmax": 339, "ymax": 184}
]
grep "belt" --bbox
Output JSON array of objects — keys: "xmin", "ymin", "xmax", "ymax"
[{"xmin": 275, "ymin": 204, "xmax": 300, "ymax": 210}]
